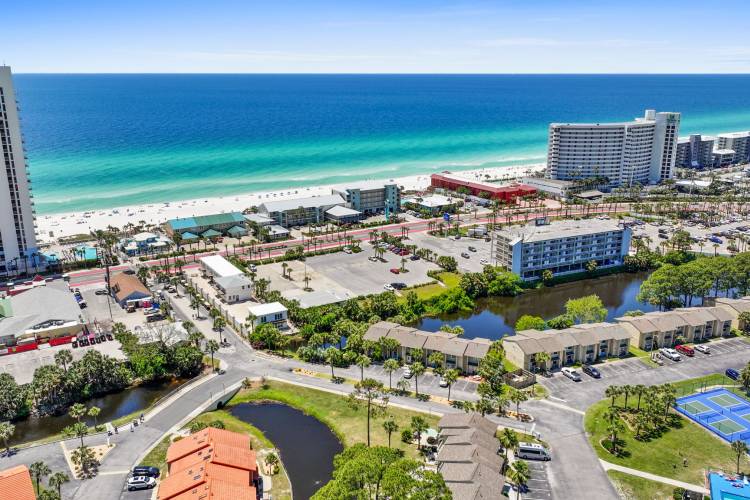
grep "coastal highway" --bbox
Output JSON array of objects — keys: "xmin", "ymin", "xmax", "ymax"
[{"xmin": 67, "ymin": 203, "xmax": 628, "ymax": 287}]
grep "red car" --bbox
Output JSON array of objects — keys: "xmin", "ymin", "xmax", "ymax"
[
  {"xmin": 675, "ymin": 344, "xmax": 695, "ymax": 357},
  {"xmin": 390, "ymin": 268, "xmax": 400, "ymax": 274}
]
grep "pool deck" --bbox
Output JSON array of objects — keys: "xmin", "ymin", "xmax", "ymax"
[{"xmin": 709, "ymin": 471, "xmax": 750, "ymax": 499}]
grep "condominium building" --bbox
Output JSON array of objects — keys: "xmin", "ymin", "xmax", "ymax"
[
  {"xmin": 494, "ymin": 219, "xmax": 631, "ymax": 281},
  {"xmin": 713, "ymin": 149, "xmax": 737, "ymax": 168},
  {"xmin": 547, "ymin": 109, "xmax": 680, "ymax": 187},
  {"xmin": 676, "ymin": 134, "xmax": 716, "ymax": 169},
  {"xmin": 0, "ymin": 66, "xmax": 38, "ymax": 277},
  {"xmin": 258, "ymin": 194, "xmax": 350, "ymax": 227},
  {"xmin": 716, "ymin": 132, "xmax": 750, "ymax": 164},
  {"xmin": 332, "ymin": 180, "xmax": 401, "ymax": 216}
]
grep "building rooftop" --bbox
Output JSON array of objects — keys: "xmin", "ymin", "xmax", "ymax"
[
  {"xmin": 409, "ymin": 194, "xmax": 455, "ymax": 208},
  {"xmin": 259, "ymin": 194, "xmax": 345, "ymax": 213},
  {"xmin": 244, "ymin": 213, "xmax": 274, "ymax": 225},
  {"xmin": 267, "ymin": 225, "xmax": 290, "ymax": 236},
  {"xmin": 215, "ymin": 274, "xmax": 253, "ymax": 290},
  {"xmin": 333, "ymin": 179, "xmax": 398, "ymax": 191},
  {"xmin": 497, "ymin": 218, "xmax": 624, "ymax": 243},
  {"xmin": 714, "ymin": 149, "xmax": 737, "ymax": 155},
  {"xmin": 0, "ymin": 465, "xmax": 35, "ymax": 500},
  {"xmin": 325, "ymin": 205, "xmax": 361, "ymax": 217},
  {"xmin": 718, "ymin": 131, "xmax": 750, "ymax": 139},
  {"xmin": 0, "ymin": 284, "xmax": 82, "ymax": 340},
  {"xmin": 200, "ymin": 255, "xmax": 243, "ymax": 278},
  {"xmin": 247, "ymin": 301, "xmax": 287, "ymax": 317},
  {"xmin": 438, "ymin": 412, "xmax": 498, "ymax": 437},
  {"xmin": 168, "ymin": 212, "xmax": 246, "ymax": 231}
]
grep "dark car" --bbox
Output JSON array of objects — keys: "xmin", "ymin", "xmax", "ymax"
[
  {"xmin": 391, "ymin": 282, "xmax": 407, "ymax": 290},
  {"xmin": 95, "ymin": 289, "xmax": 109, "ymax": 295},
  {"xmin": 726, "ymin": 368, "xmax": 740, "ymax": 380},
  {"xmin": 409, "ymin": 254, "xmax": 420, "ymax": 261},
  {"xmin": 132, "ymin": 465, "xmax": 160, "ymax": 478},
  {"xmin": 582, "ymin": 364, "xmax": 601, "ymax": 378}
]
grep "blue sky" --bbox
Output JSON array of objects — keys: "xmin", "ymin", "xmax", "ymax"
[{"xmin": 4, "ymin": 0, "xmax": 750, "ymax": 73}]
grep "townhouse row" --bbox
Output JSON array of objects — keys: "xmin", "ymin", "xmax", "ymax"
[
  {"xmin": 364, "ymin": 321, "xmax": 494, "ymax": 375},
  {"xmin": 502, "ymin": 296, "xmax": 750, "ymax": 371}
]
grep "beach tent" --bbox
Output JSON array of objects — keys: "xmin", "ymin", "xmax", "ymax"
[{"xmin": 226, "ymin": 225, "xmax": 248, "ymax": 237}]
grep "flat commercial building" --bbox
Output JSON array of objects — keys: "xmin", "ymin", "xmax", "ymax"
[
  {"xmin": 520, "ymin": 177, "xmax": 578, "ymax": 198},
  {"xmin": 258, "ymin": 194, "xmax": 347, "ymax": 227},
  {"xmin": 495, "ymin": 219, "xmax": 631, "ymax": 281},
  {"xmin": 430, "ymin": 172, "xmax": 536, "ymax": 202},
  {"xmin": 0, "ymin": 67, "xmax": 39, "ymax": 277},
  {"xmin": 199, "ymin": 255, "xmax": 251, "ymax": 302},
  {"xmin": 547, "ymin": 109, "xmax": 680, "ymax": 187},
  {"xmin": 716, "ymin": 131, "xmax": 750, "ymax": 164},
  {"xmin": 677, "ymin": 134, "xmax": 715, "ymax": 169},
  {"xmin": 332, "ymin": 180, "xmax": 400, "ymax": 216},
  {"xmin": 502, "ymin": 323, "xmax": 631, "ymax": 371}
]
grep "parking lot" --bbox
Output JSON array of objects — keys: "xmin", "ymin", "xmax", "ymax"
[
  {"xmin": 539, "ymin": 337, "xmax": 750, "ymax": 410},
  {"xmin": 522, "ymin": 459, "xmax": 553, "ymax": 500},
  {"xmin": 631, "ymin": 215, "xmax": 750, "ymax": 256},
  {"xmin": 410, "ymin": 232, "xmax": 493, "ymax": 273}
]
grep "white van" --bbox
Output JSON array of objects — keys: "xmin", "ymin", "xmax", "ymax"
[{"xmin": 516, "ymin": 442, "xmax": 551, "ymax": 461}]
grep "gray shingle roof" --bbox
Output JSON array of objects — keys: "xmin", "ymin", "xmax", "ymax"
[{"xmin": 438, "ymin": 413, "xmax": 498, "ymax": 436}]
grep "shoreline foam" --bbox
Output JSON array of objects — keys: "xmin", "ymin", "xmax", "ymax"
[{"xmin": 36, "ymin": 163, "xmax": 545, "ymax": 241}]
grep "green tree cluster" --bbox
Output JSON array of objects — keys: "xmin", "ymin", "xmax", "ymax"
[
  {"xmin": 459, "ymin": 266, "xmax": 523, "ymax": 299},
  {"xmin": 114, "ymin": 324, "xmax": 204, "ymax": 381}
]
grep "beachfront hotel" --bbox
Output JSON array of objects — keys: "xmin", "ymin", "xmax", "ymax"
[
  {"xmin": 0, "ymin": 66, "xmax": 39, "ymax": 277},
  {"xmin": 494, "ymin": 219, "xmax": 631, "ymax": 281},
  {"xmin": 546, "ymin": 109, "xmax": 680, "ymax": 188},
  {"xmin": 332, "ymin": 180, "xmax": 401, "ymax": 216}
]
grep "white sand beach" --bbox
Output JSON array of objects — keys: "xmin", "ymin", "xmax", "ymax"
[{"xmin": 36, "ymin": 163, "xmax": 545, "ymax": 241}]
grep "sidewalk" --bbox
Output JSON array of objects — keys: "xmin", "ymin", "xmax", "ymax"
[{"xmin": 600, "ymin": 460, "xmax": 709, "ymax": 494}]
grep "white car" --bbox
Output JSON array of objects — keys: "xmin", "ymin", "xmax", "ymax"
[
  {"xmin": 127, "ymin": 476, "xmax": 156, "ymax": 491},
  {"xmin": 561, "ymin": 367, "xmax": 581, "ymax": 382},
  {"xmin": 439, "ymin": 378, "xmax": 449, "ymax": 388},
  {"xmin": 402, "ymin": 367, "xmax": 413, "ymax": 379},
  {"xmin": 659, "ymin": 348, "xmax": 681, "ymax": 361},
  {"xmin": 694, "ymin": 344, "xmax": 710, "ymax": 354},
  {"xmin": 383, "ymin": 284, "xmax": 395, "ymax": 291},
  {"xmin": 480, "ymin": 259, "xmax": 489, "ymax": 266}
]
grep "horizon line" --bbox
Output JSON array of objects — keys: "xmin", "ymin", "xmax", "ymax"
[{"xmin": 10, "ymin": 71, "xmax": 750, "ymax": 76}]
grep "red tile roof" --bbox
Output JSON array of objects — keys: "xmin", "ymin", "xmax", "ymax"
[
  {"xmin": 166, "ymin": 428, "xmax": 251, "ymax": 463},
  {"xmin": 171, "ymin": 479, "xmax": 257, "ymax": 500},
  {"xmin": 0, "ymin": 465, "xmax": 35, "ymax": 500}
]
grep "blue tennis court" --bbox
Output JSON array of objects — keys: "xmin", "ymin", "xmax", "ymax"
[{"xmin": 676, "ymin": 388, "xmax": 750, "ymax": 444}]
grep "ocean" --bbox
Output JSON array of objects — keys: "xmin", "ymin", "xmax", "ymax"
[{"xmin": 14, "ymin": 74, "xmax": 750, "ymax": 214}]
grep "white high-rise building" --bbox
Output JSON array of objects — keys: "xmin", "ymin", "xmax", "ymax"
[
  {"xmin": 547, "ymin": 109, "xmax": 681, "ymax": 188},
  {"xmin": 0, "ymin": 66, "xmax": 39, "ymax": 276},
  {"xmin": 716, "ymin": 131, "xmax": 750, "ymax": 165}
]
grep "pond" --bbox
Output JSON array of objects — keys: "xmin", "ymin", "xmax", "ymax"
[
  {"xmin": 417, "ymin": 272, "xmax": 658, "ymax": 340},
  {"xmin": 230, "ymin": 402, "xmax": 343, "ymax": 500},
  {"xmin": 12, "ymin": 377, "xmax": 188, "ymax": 444}
]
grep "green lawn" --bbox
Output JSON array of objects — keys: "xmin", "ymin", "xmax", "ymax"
[
  {"xmin": 405, "ymin": 272, "xmax": 461, "ymax": 301},
  {"xmin": 233, "ymin": 380, "xmax": 439, "ymax": 459},
  {"xmin": 585, "ymin": 394, "xmax": 749, "ymax": 484},
  {"xmin": 607, "ymin": 470, "xmax": 678, "ymax": 500}
]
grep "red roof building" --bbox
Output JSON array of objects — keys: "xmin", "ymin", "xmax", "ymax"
[
  {"xmin": 0, "ymin": 465, "xmax": 36, "ymax": 500},
  {"xmin": 158, "ymin": 428, "xmax": 258, "ymax": 500},
  {"xmin": 430, "ymin": 172, "xmax": 536, "ymax": 203}
]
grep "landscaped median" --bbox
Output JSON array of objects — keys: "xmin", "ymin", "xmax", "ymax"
[{"xmin": 584, "ymin": 374, "xmax": 750, "ymax": 499}]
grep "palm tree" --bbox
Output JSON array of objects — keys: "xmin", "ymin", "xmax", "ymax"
[
  {"xmin": 603, "ymin": 406, "xmax": 624, "ymax": 454},
  {"xmin": 410, "ymin": 362, "xmax": 426, "ymax": 396},
  {"xmin": 510, "ymin": 388, "xmax": 529, "ymax": 419},
  {"xmin": 382, "ymin": 418, "xmax": 399, "ymax": 448},
  {"xmin": 410, "ymin": 416, "xmax": 428, "ymax": 451},
  {"xmin": 508, "ymin": 460, "xmax": 530, "ymax": 500},
  {"xmin": 443, "ymin": 369, "xmax": 459, "ymax": 401},
  {"xmin": 88, "ymin": 406, "xmax": 101, "ymax": 429},
  {"xmin": 732, "ymin": 440, "xmax": 749, "ymax": 474},
  {"xmin": 356, "ymin": 354, "xmax": 371, "ymax": 382},
  {"xmin": 605, "ymin": 386, "xmax": 621, "ymax": 407},
  {"xmin": 54, "ymin": 350, "xmax": 72, "ymax": 373},
  {"xmin": 533, "ymin": 352, "xmax": 550, "ymax": 374},
  {"xmin": 246, "ymin": 312, "xmax": 257, "ymax": 335},
  {"xmin": 48, "ymin": 472, "xmax": 70, "ymax": 498},
  {"xmin": 205, "ymin": 340, "xmax": 220, "ymax": 371},
  {"xmin": 325, "ymin": 347, "xmax": 340, "ymax": 379},
  {"xmin": 621, "ymin": 385, "xmax": 632, "ymax": 409},
  {"xmin": 634, "ymin": 385, "xmax": 647, "ymax": 411},
  {"xmin": 29, "ymin": 461, "xmax": 51, "ymax": 494},
  {"xmin": 0, "ymin": 421, "xmax": 15, "ymax": 457},
  {"xmin": 740, "ymin": 366, "xmax": 750, "ymax": 395},
  {"xmin": 383, "ymin": 359, "xmax": 400, "ymax": 390},
  {"xmin": 71, "ymin": 445, "xmax": 98, "ymax": 476},
  {"xmin": 498, "ymin": 428, "xmax": 519, "ymax": 473}
]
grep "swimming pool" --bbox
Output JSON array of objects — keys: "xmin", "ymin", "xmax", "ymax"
[{"xmin": 709, "ymin": 472, "xmax": 750, "ymax": 500}]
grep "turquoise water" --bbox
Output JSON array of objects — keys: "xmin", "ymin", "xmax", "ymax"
[{"xmin": 14, "ymin": 74, "xmax": 750, "ymax": 214}]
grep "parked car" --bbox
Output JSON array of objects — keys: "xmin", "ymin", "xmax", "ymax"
[
  {"xmin": 561, "ymin": 367, "xmax": 581, "ymax": 382},
  {"xmin": 389, "ymin": 268, "xmax": 400, "ymax": 274},
  {"xmin": 468, "ymin": 246, "xmax": 477, "ymax": 252},
  {"xmin": 659, "ymin": 348, "xmax": 681, "ymax": 361},
  {"xmin": 480, "ymin": 259, "xmax": 489, "ymax": 266},
  {"xmin": 460, "ymin": 252, "xmax": 470, "ymax": 259},
  {"xmin": 439, "ymin": 378, "xmax": 449, "ymax": 388},
  {"xmin": 675, "ymin": 344, "xmax": 695, "ymax": 357},
  {"xmin": 582, "ymin": 364, "xmax": 601, "ymax": 378},
  {"xmin": 516, "ymin": 442, "xmax": 551, "ymax": 461},
  {"xmin": 402, "ymin": 367, "xmax": 413, "ymax": 379},
  {"xmin": 127, "ymin": 476, "xmax": 156, "ymax": 491},
  {"xmin": 709, "ymin": 236, "xmax": 723, "ymax": 244},
  {"xmin": 383, "ymin": 284, "xmax": 395, "ymax": 291},
  {"xmin": 726, "ymin": 368, "xmax": 740, "ymax": 380},
  {"xmin": 410, "ymin": 254, "xmax": 420, "ymax": 261},
  {"xmin": 694, "ymin": 344, "xmax": 710, "ymax": 354},
  {"xmin": 391, "ymin": 282, "xmax": 407, "ymax": 290},
  {"xmin": 95, "ymin": 289, "xmax": 108, "ymax": 295},
  {"xmin": 132, "ymin": 466, "xmax": 160, "ymax": 478}
]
